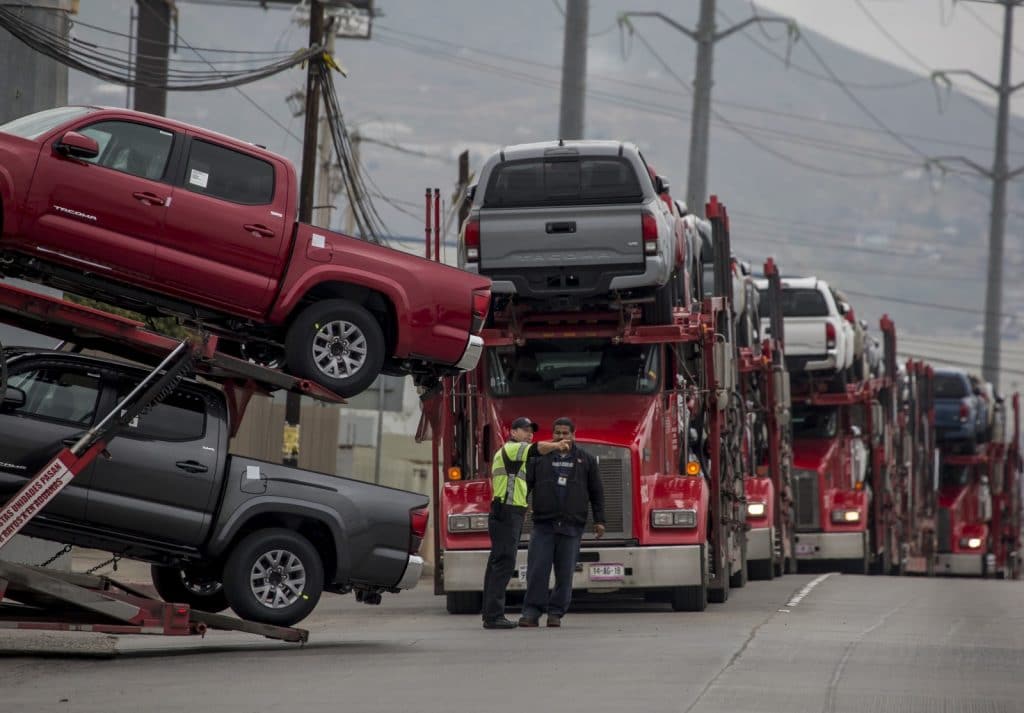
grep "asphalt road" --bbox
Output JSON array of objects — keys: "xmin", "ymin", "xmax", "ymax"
[{"xmin": 2, "ymin": 569, "xmax": 1023, "ymax": 713}]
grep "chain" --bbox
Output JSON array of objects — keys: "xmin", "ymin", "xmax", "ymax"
[
  {"xmin": 85, "ymin": 554, "xmax": 121, "ymax": 575},
  {"xmin": 36, "ymin": 544, "xmax": 73, "ymax": 568}
]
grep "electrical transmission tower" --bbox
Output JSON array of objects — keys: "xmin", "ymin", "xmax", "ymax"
[{"xmin": 930, "ymin": 0, "xmax": 1024, "ymax": 390}]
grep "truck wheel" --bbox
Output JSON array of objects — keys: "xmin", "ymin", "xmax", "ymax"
[
  {"xmin": 285, "ymin": 299, "xmax": 385, "ymax": 398},
  {"xmin": 670, "ymin": 544, "xmax": 708, "ymax": 612},
  {"xmin": 445, "ymin": 591, "xmax": 483, "ymax": 615},
  {"xmin": 151, "ymin": 565, "xmax": 229, "ymax": 613},
  {"xmin": 223, "ymin": 528, "xmax": 324, "ymax": 627},
  {"xmin": 748, "ymin": 559, "xmax": 774, "ymax": 581}
]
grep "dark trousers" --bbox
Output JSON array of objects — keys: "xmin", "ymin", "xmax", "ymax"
[
  {"xmin": 481, "ymin": 505, "xmax": 525, "ymax": 622},
  {"xmin": 522, "ymin": 521, "xmax": 583, "ymax": 619}
]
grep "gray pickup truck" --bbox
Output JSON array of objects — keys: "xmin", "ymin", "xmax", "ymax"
[
  {"xmin": 459, "ymin": 140, "xmax": 682, "ymax": 322},
  {"xmin": 0, "ymin": 349, "xmax": 428, "ymax": 627}
]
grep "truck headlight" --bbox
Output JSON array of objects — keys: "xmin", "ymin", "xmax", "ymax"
[
  {"xmin": 746, "ymin": 502, "xmax": 766, "ymax": 518},
  {"xmin": 651, "ymin": 509, "xmax": 697, "ymax": 528},
  {"xmin": 959, "ymin": 537, "xmax": 983, "ymax": 549},
  {"xmin": 448, "ymin": 514, "xmax": 489, "ymax": 532},
  {"xmin": 831, "ymin": 509, "xmax": 860, "ymax": 524}
]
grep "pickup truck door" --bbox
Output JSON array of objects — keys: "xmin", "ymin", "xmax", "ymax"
[
  {"xmin": 85, "ymin": 380, "xmax": 220, "ymax": 547},
  {"xmin": 155, "ymin": 135, "xmax": 288, "ymax": 314},
  {"xmin": 0, "ymin": 361, "xmax": 104, "ymax": 522},
  {"xmin": 24, "ymin": 118, "xmax": 177, "ymax": 280}
]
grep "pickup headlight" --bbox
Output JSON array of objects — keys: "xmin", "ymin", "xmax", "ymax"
[
  {"xmin": 447, "ymin": 514, "xmax": 489, "ymax": 532},
  {"xmin": 959, "ymin": 537, "xmax": 983, "ymax": 549},
  {"xmin": 746, "ymin": 501, "xmax": 766, "ymax": 518},
  {"xmin": 651, "ymin": 509, "xmax": 697, "ymax": 528},
  {"xmin": 830, "ymin": 509, "xmax": 861, "ymax": 524}
]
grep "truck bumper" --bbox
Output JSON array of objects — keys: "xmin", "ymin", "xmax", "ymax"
[
  {"xmin": 396, "ymin": 554, "xmax": 425, "ymax": 590},
  {"xmin": 934, "ymin": 553, "xmax": 984, "ymax": 576},
  {"xmin": 786, "ymin": 353, "xmax": 837, "ymax": 373},
  {"xmin": 443, "ymin": 544, "xmax": 703, "ymax": 591},
  {"xmin": 454, "ymin": 335, "xmax": 483, "ymax": 371},
  {"xmin": 794, "ymin": 532, "xmax": 864, "ymax": 560},
  {"xmin": 470, "ymin": 257, "xmax": 670, "ymax": 297},
  {"xmin": 747, "ymin": 526, "xmax": 773, "ymax": 561}
]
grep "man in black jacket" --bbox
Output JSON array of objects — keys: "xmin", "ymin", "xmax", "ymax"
[{"xmin": 519, "ymin": 416, "xmax": 605, "ymax": 628}]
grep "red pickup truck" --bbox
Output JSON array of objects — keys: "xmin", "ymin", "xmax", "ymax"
[{"xmin": 0, "ymin": 106, "xmax": 490, "ymax": 397}]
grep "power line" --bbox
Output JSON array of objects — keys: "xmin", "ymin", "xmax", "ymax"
[
  {"xmin": 960, "ymin": 1, "xmax": 1024, "ymax": 58},
  {"xmin": 840, "ymin": 288, "xmax": 1016, "ymax": 320},
  {"xmin": 898, "ymin": 351, "xmax": 1024, "ymax": 378}
]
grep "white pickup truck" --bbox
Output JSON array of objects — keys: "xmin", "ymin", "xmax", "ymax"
[{"xmin": 754, "ymin": 276, "xmax": 855, "ymax": 380}]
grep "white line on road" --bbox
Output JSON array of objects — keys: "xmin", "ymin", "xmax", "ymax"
[{"xmin": 779, "ymin": 573, "xmax": 836, "ymax": 611}]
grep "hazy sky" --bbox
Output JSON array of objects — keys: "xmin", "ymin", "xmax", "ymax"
[{"xmin": 753, "ymin": 0, "xmax": 1023, "ymax": 109}]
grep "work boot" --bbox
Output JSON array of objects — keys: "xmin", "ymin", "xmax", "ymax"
[
  {"xmin": 518, "ymin": 616, "xmax": 540, "ymax": 627},
  {"xmin": 482, "ymin": 617, "xmax": 517, "ymax": 630},
  {"xmin": 546, "ymin": 615, "xmax": 561, "ymax": 627}
]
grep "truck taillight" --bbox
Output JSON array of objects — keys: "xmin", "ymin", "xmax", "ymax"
[
  {"xmin": 471, "ymin": 288, "xmax": 490, "ymax": 334},
  {"xmin": 642, "ymin": 212, "xmax": 658, "ymax": 256},
  {"xmin": 464, "ymin": 217, "xmax": 481, "ymax": 263},
  {"xmin": 825, "ymin": 322, "xmax": 836, "ymax": 350},
  {"xmin": 410, "ymin": 506, "xmax": 429, "ymax": 553},
  {"xmin": 959, "ymin": 401, "xmax": 970, "ymax": 422}
]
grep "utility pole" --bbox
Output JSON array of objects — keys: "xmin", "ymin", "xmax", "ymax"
[
  {"xmin": 558, "ymin": 0, "xmax": 589, "ymax": 139},
  {"xmin": 0, "ymin": 0, "xmax": 71, "ymax": 124},
  {"xmin": 619, "ymin": 4, "xmax": 796, "ymax": 215},
  {"xmin": 344, "ymin": 130, "xmax": 361, "ymax": 235},
  {"xmin": 283, "ymin": 0, "xmax": 325, "ymax": 467},
  {"xmin": 134, "ymin": 0, "xmax": 171, "ymax": 116},
  {"xmin": 930, "ymin": 0, "xmax": 1024, "ymax": 390},
  {"xmin": 315, "ymin": 15, "xmax": 337, "ymax": 229}
]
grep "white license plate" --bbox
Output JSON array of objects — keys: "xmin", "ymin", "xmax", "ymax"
[
  {"xmin": 796, "ymin": 543, "xmax": 816, "ymax": 556},
  {"xmin": 589, "ymin": 563, "xmax": 625, "ymax": 581},
  {"xmin": 517, "ymin": 564, "xmax": 528, "ymax": 582}
]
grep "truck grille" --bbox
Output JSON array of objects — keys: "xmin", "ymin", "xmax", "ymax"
[
  {"xmin": 521, "ymin": 443, "xmax": 633, "ymax": 540},
  {"xmin": 936, "ymin": 507, "xmax": 952, "ymax": 553},
  {"xmin": 793, "ymin": 469, "xmax": 820, "ymax": 532}
]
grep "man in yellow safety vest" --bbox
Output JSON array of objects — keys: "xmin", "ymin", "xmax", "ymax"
[{"xmin": 482, "ymin": 416, "xmax": 570, "ymax": 629}]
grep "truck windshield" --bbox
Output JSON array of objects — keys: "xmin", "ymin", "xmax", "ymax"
[
  {"xmin": 483, "ymin": 156, "xmax": 643, "ymax": 208},
  {"xmin": 939, "ymin": 463, "xmax": 970, "ymax": 488},
  {"xmin": 934, "ymin": 373, "xmax": 968, "ymax": 398},
  {"xmin": 487, "ymin": 340, "xmax": 660, "ymax": 396},
  {"xmin": 0, "ymin": 106, "xmax": 95, "ymax": 139},
  {"xmin": 770, "ymin": 288, "xmax": 829, "ymax": 318},
  {"xmin": 792, "ymin": 406, "xmax": 838, "ymax": 438}
]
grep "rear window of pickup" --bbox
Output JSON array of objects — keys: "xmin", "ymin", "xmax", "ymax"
[
  {"xmin": 483, "ymin": 156, "xmax": 643, "ymax": 208},
  {"xmin": 770, "ymin": 288, "xmax": 830, "ymax": 318}
]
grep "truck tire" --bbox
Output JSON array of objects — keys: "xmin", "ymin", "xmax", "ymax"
[
  {"xmin": 748, "ymin": 559, "xmax": 774, "ymax": 581},
  {"xmin": 285, "ymin": 299, "xmax": 386, "ymax": 398},
  {"xmin": 670, "ymin": 544, "xmax": 708, "ymax": 612},
  {"xmin": 445, "ymin": 591, "xmax": 483, "ymax": 615},
  {"xmin": 151, "ymin": 565, "xmax": 229, "ymax": 613},
  {"xmin": 222, "ymin": 528, "xmax": 324, "ymax": 627}
]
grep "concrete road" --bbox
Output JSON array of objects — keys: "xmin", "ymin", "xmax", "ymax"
[{"xmin": 2, "ymin": 570, "xmax": 1023, "ymax": 713}]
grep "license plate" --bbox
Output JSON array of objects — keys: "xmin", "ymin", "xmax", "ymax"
[
  {"xmin": 589, "ymin": 563, "xmax": 625, "ymax": 581},
  {"xmin": 796, "ymin": 542, "xmax": 815, "ymax": 556},
  {"xmin": 517, "ymin": 564, "xmax": 528, "ymax": 582}
]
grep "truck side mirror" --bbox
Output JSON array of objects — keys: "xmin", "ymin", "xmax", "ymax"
[
  {"xmin": 656, "ymin": 175, "xmax": 670, "ymax": 195},
  {"xmin": 3, "ymin": 386, "xmax": 26, "ymax": 408},
  {"xmin": 56, "ymin": 131, "xmax": 100, "ymax": 160}
]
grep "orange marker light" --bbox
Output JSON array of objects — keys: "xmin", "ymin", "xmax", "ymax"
[
  {"xmin": 448, "ymin": 467, "xmax": 462, "ymax": 481},
  {"xmin": 686, "ymin": 461, "xmax": 701, "ymax": 476}
]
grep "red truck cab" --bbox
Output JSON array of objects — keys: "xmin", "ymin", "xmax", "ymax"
[{"xmin": 0, "ymin": 106, "xmax": 490, "ymax": 396}]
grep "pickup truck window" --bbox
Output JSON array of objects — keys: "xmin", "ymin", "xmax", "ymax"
[
  {"xmin": 184, "ymin": 139, "xmax": 274, "ymax": 205},
  {"xmin": 935, "ymin": 374, "xmax": 969, "ymax": 398},
  {"xmin": 487, "ymin": 340, "xmax": 660, "ymax": 396},
  {"xmin": 7, "ymin": 367, "xmax": 101, "ymax": 426},
  {"xmin": 0, "ymin": 106, "xmax": 94, "ymax": 139},
  {"xmin": 772, "ymin": 288, "xmax": 830, "ymax": 318},
  {"xmin": 116, "ymin": 383, "xmax": 206, "ymax": 442},
  {"xmin": 78, "ymin": 120, "xmax": 174, "ymax": 181},
  {"xmin": 483, "ymin": 157, "xmax": 643, "ymax": 208}
]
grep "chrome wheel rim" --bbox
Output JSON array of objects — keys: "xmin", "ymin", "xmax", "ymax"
[
  {"xmin": 249, "ymin": 549, "xmax": 306, "ymax": 609},
  {"xmin": 311, "ymin": 319, "xmax": 367, "ymax": 379}
]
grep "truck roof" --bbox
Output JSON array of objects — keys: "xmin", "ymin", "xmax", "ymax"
[{"xmin": 497, "ymin": 139, "xmax": 639, "ymax": 161}]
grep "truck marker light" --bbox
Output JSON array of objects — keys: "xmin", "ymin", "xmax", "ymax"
[
  {"xmin": 746, "ymin": 502, "xmax": 766, "ymax": 518},
  {"xmin": 685, "ymin": 461, "xmax": 701, "ymax": 476},
  {"xmin": 960, "ymin": 537, "xmax": 983, "ymax": 549},
  {"xmin": 448, "ymin": 466, "xmax": 462, "ymax": 481},
  {"xmin": 831, "ymin": 509, "xmax": 860, "ymax": 523}
]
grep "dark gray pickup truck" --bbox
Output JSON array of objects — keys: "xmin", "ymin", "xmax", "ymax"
[{"xmin": 0, "ymin": 349, "xmax": 428, "ymax": 627}]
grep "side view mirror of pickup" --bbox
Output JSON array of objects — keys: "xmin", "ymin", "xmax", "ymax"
[
  {"xmin": 56, "ymin": 131, "xmax": 100, "ymax": 160},
  {"xmin": 656, "ymin": 175, "xmax": 670, "ymax": 195},
  {"xmin": 3, "ymin": 386, "xmax": 26, "ymax": 408}
]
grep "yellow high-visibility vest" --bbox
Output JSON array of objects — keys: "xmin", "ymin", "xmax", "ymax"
[{"xmin": 490, "ymin": 441, "xmax": 531, "ymax": 507}]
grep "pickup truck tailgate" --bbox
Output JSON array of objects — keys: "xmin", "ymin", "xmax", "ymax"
[
  {"xmin": 479, "ymin": 205, "xmax": 644, "ymax": 272},
  {"xmin": 781, "ymin": 318, "xmax": 827, "ymax": 356}
]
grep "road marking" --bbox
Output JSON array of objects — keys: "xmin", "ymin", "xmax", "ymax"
[{"xmin": 780, "ymin": 572, "xmax": 836, "ymax": 611}]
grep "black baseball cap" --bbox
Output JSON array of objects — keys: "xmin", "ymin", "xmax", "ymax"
[{"xmin": 510, "ymin": 417, "xmax": 538, "ymax": 432}]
